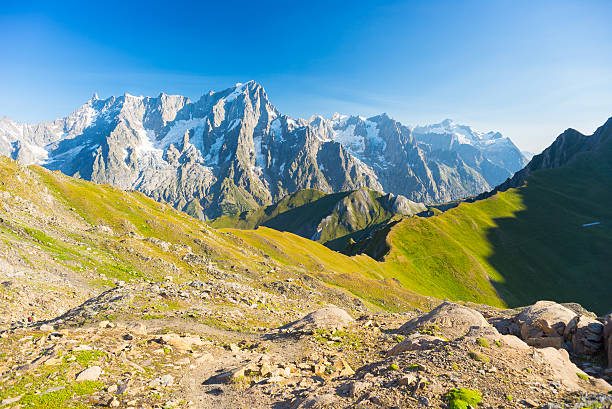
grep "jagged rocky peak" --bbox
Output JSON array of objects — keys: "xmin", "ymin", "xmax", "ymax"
[
  {"xmin": 495, "ymin": 116, "xmax": 612, "ymax": 193},
  {"xmin": 0, "ymin": 81, "xmax": 528, "ymax": 218}
]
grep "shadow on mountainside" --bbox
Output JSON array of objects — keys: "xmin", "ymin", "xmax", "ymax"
[{"xmin": 485, "ymin": 144, "xmax": 612, "ymax": 316}]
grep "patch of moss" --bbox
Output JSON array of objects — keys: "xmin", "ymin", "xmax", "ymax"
[
  {"xmin": 445, "ymin": 388, "xmax": 483, "ymax": 409},
  {"xmin": 387, "ymin": 363, "xmax": 399, "ymax": 371},
  {"xmin": 72, "ymin": 350, "xmax": 103, "ymax": 366},
  {"xmin": 476, "ymin": 337, "xmax": 490, "ymax": 348},
  {"xmin": 577, "ymin": 372, "xmax": 589, "ymax": 381},
  {"xmin": 468, "ymin": 351, "xmax": 490, "ymax": 362}
]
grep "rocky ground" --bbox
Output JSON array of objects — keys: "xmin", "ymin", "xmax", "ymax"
[
  {"xmin": 1, "ymin": 276, "xmax": 611, "ymax": 409},
  {"xmin": 1, "ymin": 158, "xmax": 611, "ymax": 408}
]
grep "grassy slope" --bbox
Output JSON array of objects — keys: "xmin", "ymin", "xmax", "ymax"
[
  {"xmin": 211, "ymin": 188, "xmax": 402, "ymax": 252},
  {"xmin": 224, "ymin": 226, "xmax": 434, "ymax": 311},
  {"xmin": 210, "ymin": 189, "xmax": 340, "ymax": 231},
  {"xmin": 381, "ymin": 139, "xmax": 612, "ymax": 314},
  {"xmin": 0, "ymin": 158, "xmax": 433, "ymax": 312}
]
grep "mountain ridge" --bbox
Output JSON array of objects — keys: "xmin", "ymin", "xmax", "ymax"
[{"xmin": 0, "ymin": 81, "xmax": 527, "ymax": 218}]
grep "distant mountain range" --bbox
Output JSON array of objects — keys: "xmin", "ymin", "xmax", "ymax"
[{"xmin": 0, "ymin": 81, "xmax": 527, "ymax": 218}]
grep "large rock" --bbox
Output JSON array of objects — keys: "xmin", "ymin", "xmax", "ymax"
[
  {"xmin": 516, "ymin": 301, "xmax": 576, "ymax": 339},
  {"xmin": 76, "ymin": 366, "xmax": 102, "ymax": 382},
  {"xmin": 566, "ymin": 315, "xmax": 604, "ymax": 355},
  {"xmin": 282, "ymin": 306, "xmax": 354, "ymax": 333},
  {"xmin": 160, "ymin": 333, "xmax": 204, "ymax": 351},
  {"xmin": 501, "ymin": 334, "xmax": 530, "ymax": 350},
  {"xmin": 386, "ymin": 333, "xmax": 447, "ymax": 357},
  {"xmin": 399, "ymin": 301, "xmax": 490, "ymax": 340},
  {"xmin": 292, "ymin": 393, "xmax": 338, "ymax": 409},
  {"xmin": 464, "ymin": 326, "xmax": 501, "ymax": 343},
  {"xmin": 604, "ymin": 314, "xmax": 612, "ymax": 368},
  {"xmin": 533, "ymin": 347, "xmax": 611, "ymax": 393}
]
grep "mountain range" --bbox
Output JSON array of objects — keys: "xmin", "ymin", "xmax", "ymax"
[{"xmin": 0, "ymin": 81, "xmax": 527, "ymax": 218}]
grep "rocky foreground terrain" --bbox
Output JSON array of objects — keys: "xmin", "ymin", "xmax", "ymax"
[
  {"xmin": 1, "ymin": 274, "xmax": 611, "ymax": 409},
  {"xmin": 0, "ymin": 157, "xmax": 611, "ymax": 408}
]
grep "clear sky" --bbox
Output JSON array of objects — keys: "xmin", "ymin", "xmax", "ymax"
[{"xmin": 1, "ymin": 0, "xmax": 611, "ymax": 152}]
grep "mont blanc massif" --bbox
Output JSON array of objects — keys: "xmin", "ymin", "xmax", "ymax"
[
  {"xmin": 0, "ymin": 81, "xmax": 527, "ymax": 219},
  {"xmin": 1, "ymin": 81, "xmax": 612, "ymax": 409}
]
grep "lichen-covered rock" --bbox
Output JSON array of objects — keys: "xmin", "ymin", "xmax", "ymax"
[{"xmin": 399, "ymin": 301, "xmax": 490, "ymax": 339}]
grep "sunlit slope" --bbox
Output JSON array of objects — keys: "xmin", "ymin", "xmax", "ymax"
[
  {"xmin": 225, "ymin": 224, "xmax": 506, "ymax": 310},
  {"xmin": 212, "ymin": 188, "xmax": 421, "ymax": 252},
  {"xmin": 381, "ymin": 139, "xmax": 612, "ymax": 314},
  {"xmin": 0, "ymin": 157, "xmax": 436, "ymax": 312}
]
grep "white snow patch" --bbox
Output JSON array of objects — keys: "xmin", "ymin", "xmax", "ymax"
[
  {"xmin": 25, "ymin": 142, "xmax": 49, "ymax": 164},
  {"xmin": 270, "ymin": 118, "xmax": 284, "ymax": 142},
  {"xmin": 157, "ymin": 118, "xmax": 207, "ymax": 150},
  {"xmin": 228, "ymin": 118, "xmax": 242, "ymax": 131},
  {"xmin": 224, "ymin": 83, "xmax": 247, "ymax": 103},
  {"xmin": 252, "ymin": 133, "xmax": 266, "ymax": 169},
  {"xmin": 204, "ymin": 135, "xmax": 225, "ymax": 165}
]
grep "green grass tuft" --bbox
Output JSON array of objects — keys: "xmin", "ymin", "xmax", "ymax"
[{"xmin": 445, "ymin": 388, "xmax": 483, "ymax": 409}]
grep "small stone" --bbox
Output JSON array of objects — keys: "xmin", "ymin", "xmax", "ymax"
[
  {"xmin": 1, "ymin": 394, "xmax": 23, "ymax": 405},
  {"xmin": 398, "ymin": 373, "xmax": 417, "ymax": 386},
  {"xmin": 195, "ymin": 352, "xmax": 213, "ymax": 364},
  {"xmin": 348, "ymin": 381, "xmax": 371, "ymax": 397},
  {"xmin": 148, "ymin": 374, "xmax": 174, "ymax": 387},
  {"xmin": 98, "ymin": 320, "xmax": 115, "ymax": 329},
  {"xmin": 108, "ymin": 397, "xmax": 120, "ymax": 407},
  {"xmin": 39, "ymin": 324, "xmax": 54, "ymax": 331},
  {"xmin": 76, "ymin": 366, "xmax": 102, "ymax": 382}
]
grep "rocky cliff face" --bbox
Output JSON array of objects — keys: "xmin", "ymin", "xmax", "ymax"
[{"xmin": 0, "ymin": 81, "xmax": 527, "ymax": 218}]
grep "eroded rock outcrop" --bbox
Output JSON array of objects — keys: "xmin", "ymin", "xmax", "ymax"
[
  {"xmin": 399, "ymin": 301, "xmax": 490, "ymax": 340},
  {"xmin": 281, "ymin": 306, "xmax": 354, "ymax": 333}
]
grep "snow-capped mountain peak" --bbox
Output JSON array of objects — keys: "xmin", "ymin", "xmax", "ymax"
[{"xmin": 0, "ymin": 83, "xmax": 527, "ymax": 218}]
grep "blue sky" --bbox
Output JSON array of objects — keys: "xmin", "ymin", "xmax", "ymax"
[{"xmin": 1, "ymin": 0, "xmax": 611, "ymax": 152}]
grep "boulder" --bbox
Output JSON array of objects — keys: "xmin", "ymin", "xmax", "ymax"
[
  {"xmin": 39, "ymin": 324, "xmax": 54, "ymax": 332},
  {"xmin": 526, "ymin": 336, "xmax": 566, "ymax": 349},
  {"xmin": 569, "ymin": 315, "xmax": 604, "ymax": 355},
  {"xmin": 516, "ymin": 301, "xmax": 576, "ymax": 339},
  {"xmin": 292, "ymin": 393, "xmax": 338, "ymax": 409},
  {"xmin": 603, "ymin": 314, "xmax": 612, "ymax": 368},
  {"xmin": 501, "ymin": 334, "xmax": 530, "ymax": 350},
  {"xmin": 283, "ymin": 306, "xmax": 354, "ymax": 332},
  {"xmin": 160, "ymin": 333, "xmax": 203, "ymax": 351},
  {"xmin": 464, "ymin": 326, "xmax": 501, "ymax": 343},
  {"xmin": 533, "ymin": 347, "xmax": 611, "ymax": 393},
  {"xmin": 386, "ymin": 333, "xmax": 446, "ymax": 357},
  {"xmin": 76, "ymin": 366, "xmax": 102, "ymax": 382},
  {"xmin": 399, "ymin": 301, "xmax": 490, "ymax": 340}
]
